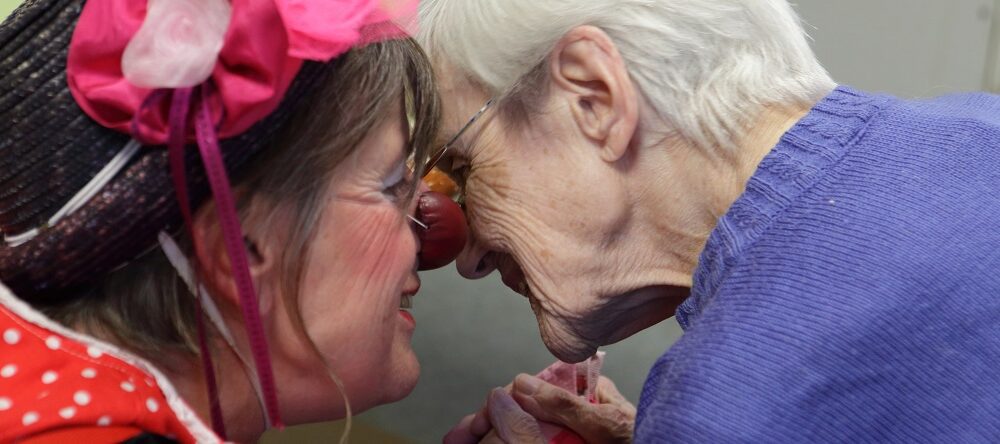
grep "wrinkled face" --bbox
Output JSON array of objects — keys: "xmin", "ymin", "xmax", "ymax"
[
  {"xmin": 267, "ymin": 106, "xmax": 423, "ymax": 421},
  {"xmin": 436, "ymin": 69, "xmax": 668, "ymax": 363}
]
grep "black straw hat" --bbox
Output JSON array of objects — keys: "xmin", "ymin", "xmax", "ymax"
[{"xmin": 0, "ymin": 0, "xmax": 330, "ymax": 300}]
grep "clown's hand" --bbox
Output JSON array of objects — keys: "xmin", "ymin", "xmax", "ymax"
[{"xmin": 444, "ymin": 388, "xmax": 545, "ymax": 444}]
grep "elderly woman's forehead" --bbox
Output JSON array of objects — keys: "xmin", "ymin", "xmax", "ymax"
[{"xmin": 437, "ymin": 66, "xmax": 491, "ymax": 118}]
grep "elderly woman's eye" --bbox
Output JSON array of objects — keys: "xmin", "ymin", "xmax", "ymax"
[{"xmin": 448, "ymin": 158, "xmax": 470, "ymax": 185}]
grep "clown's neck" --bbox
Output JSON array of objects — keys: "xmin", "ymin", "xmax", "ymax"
[{"xmin": 157, "ymin": 341, "xmax": 268, "ymax": 442}]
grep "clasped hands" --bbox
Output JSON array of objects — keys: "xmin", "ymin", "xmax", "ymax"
[{"xmin": 444, "ymin": 372, "xmax": 635, "ymax": 444}]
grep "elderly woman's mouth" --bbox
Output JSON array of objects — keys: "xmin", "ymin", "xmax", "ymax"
[{"xmin": 498, "ymin": 257, "xmax": 530, "ymax": 297}]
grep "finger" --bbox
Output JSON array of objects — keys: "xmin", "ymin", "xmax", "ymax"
[
  {"xmin": 468, "ymin": 385, "xmax": 512, "ymax": 439},
  {"xmin": 443, "ymin": 414, "xmax": 480, "ymax": 444},
  {"xmin": 487, "ymin": 388, "xmax": 545, "ymax": 444},
  {"xmin": 512, "ymin": 373, "xmax": 587, "ymax": 425},
  {"xmin": 514, "ymin": 374, "xmax": 635, "ymax": 443},
  {"xmin": 596, "ymin": 376, "xmax": 632, "ymax": 409},
  {"xmin": 478, "ymin": 429, "xmax": 505, "ymax": 444},
  {"xmin": 470, "ymin": 408, "xmax": 492, "ymax": 437}
]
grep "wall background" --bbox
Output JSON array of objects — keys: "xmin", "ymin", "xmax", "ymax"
[
  {"xmin": 2, "ymin": 1, "xmax": 998, "ymax": 442},
  {"xmin": 800, "ymin": 0, "xmax": 996, "ymax": 97}
]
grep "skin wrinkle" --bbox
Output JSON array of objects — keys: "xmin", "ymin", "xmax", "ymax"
[
  {"xmin": 437, "ymin": 41, "xmax": 657, "ymax": 360},
  {"xmin": 454, "ymin": 85, "xmax": 635, "ymax": 360},
  {"xmin": 289, "ymin": 110, "xmax": 422, "ymax": 420},
  {"xmin": 427, "ymin": 19, "xmax": 819, "ymax": 363}
]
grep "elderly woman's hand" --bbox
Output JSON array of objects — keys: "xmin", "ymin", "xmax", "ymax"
[{"xmin": 444, "ymin": 375, "xmax": 635, "ymax": 444}]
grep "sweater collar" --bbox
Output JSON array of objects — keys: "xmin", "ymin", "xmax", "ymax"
[{"xmin": 676, "ymin": 86, "xmax": 888, "ymax": 329}]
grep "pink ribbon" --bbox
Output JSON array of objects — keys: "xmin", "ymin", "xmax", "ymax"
[
  {"xmin": 67, "ymin": 0, "xmax": 416, "ymax": 144},
  {"xmin": 194, "ymin": 84, "xmax": 284, "ymax": 429},
  {"xmin": 165, "ymin": 87, "xmax": 230, "ymax": 435}
]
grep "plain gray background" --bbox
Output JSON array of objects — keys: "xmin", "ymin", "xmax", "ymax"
[
  {"xmin": 0, "ymin": 0, "xmax": 993, "ymax": 442},
  {"xmin": 355, "ymin": 1, "xmax": 1000, "ymax": 442}
]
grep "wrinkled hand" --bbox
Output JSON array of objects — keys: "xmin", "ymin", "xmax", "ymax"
[{"xmin": 444, "ymin": 375, "xmax": 635, "ymax": 444}]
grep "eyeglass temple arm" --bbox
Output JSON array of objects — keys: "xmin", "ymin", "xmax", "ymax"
[{"xmin": 422, "ymin": 98, "xmax": 495, "ymax": 177}]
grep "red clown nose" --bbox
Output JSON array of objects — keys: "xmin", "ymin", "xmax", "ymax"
[{"xmin": 416, "ymin": 191, "xmax": 468, "ymax": 270}]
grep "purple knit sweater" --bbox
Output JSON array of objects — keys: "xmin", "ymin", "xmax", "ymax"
[{"xmin": 635, "ymin": 86, "xmax": 1000, "ymax": 442}]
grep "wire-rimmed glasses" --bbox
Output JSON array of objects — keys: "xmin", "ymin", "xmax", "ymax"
[{"xmin": 421, "ymin": 98, "xmax": 495, "ymax": 178}]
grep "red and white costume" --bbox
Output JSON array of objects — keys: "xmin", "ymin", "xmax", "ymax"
[{"xmin": 0, "ymin": 283, "xmax": 220, "ymax": 443}]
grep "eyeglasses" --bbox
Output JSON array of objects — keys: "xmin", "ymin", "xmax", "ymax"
[{"xmin": 422, "ymin": 97, "xmax": 495, "ymax": 178}]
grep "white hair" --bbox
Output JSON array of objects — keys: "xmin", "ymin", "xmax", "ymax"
[{"xmin": 418, "ymin": 0, "xmax": 836, "ymax": 150}]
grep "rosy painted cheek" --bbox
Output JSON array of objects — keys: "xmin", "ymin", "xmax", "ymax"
[
  {"xmin": 331, "ymin": 208, "xmax": 414, "ymax": 294},
  {"xmin": 299, "ymin": 208, "xmax": 415, "ymax": 389}
]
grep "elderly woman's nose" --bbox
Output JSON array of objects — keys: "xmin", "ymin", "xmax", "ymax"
[{"xmin": 456, "ymin": 237, "xmax": 497, "ymax": 279}]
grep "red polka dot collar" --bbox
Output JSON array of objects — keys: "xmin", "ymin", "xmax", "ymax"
[{"xmin": 0, "ymin": 282, "xmax": 221, "ymax": 442}]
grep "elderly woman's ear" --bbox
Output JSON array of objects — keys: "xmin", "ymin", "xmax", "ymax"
[{"xmin": 548, "ymin": 26, "xmax": 639, "ymax": 163}]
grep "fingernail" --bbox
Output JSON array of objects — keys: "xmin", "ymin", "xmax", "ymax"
[
  {"xmin": 515, "ymin": 374, "xmax": 542, "ymax": 395},
  {"xmin": 488, "ymin": 388, "xmax": 520, "ymax": 415}
]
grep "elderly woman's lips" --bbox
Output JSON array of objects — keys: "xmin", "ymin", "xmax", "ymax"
[{"xmin": 415, "ymin": 191, "xmax": 468, "ymax": 270}]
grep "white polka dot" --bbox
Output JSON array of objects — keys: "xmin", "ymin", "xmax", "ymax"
[
  {"xmin": 45, "ymin": 336, "xmax": 60, "ymax": 350},
  {"xmin": 81, "ymin": 368, "xmax": 97, "ymax": 379},
  {"xmin": 87, "ymin": 346, "xmax": 103, "ymax": 358},
  {"xmin": 3, "ymin": 328, "xmax": 20, "ymax": 345},
  {"xmin": 97, "ymin": 415, "xmax": 112, "ymax": 426},
  {"xmin": 22, "ymin": 411, "xmax": 39, "ymax": 426},
  {"xmin": 146, "ymin": 398, "xmax": 159, "ymax": 412},
  {"xmin": 41, "ymin": 370, "xmax": 58, "ymax": 384},
  {"xmin": 73, "ymin": 390, "xmax": 91, "ymax": 406},
  {"xmin": 59, "ymin": 406, "xmax": 76, "ymax": 419},
  {"xmin": 120, "ymin": 381, "xmax": 135, "ymax": 392},
  {"xmin": 1, "ymin": 364, "xmax": 16, "ymax": 378},
  {"xmin": 0, "ymin": 397, "xmax": 11, "ymax": 410}
]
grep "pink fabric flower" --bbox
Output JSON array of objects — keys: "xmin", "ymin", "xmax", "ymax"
[
  {"xmin": 276, "ymin": 0, "xmax": 417, "ymax": 60},
  {"xmin": 122, "ymin": 0, "xmax": 232, "ymax": 88},
  {"xmin": 67, "ymin": 0, "xmax": 418, "ymax": 144}
]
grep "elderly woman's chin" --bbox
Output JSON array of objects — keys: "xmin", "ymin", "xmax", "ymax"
[
  {"xmin": 541, "ymin": 332, "xmax": 600, "ymax": 364},
  {"xmin": 532, "ymin": 286, "xmax": 681, "ymax": 363},
  {"xmin": 531, "ymin": 302, "xmax": 602, "ymax": 363}
]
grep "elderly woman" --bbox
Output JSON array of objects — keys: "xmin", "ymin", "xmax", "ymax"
[
  {"xmin": 419, "ymin": 0, "xmax": 1000, "ymax": 442},
  {"xmin": 0, "ymin": 0, "xmax": 470, "ymax": 441}
]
